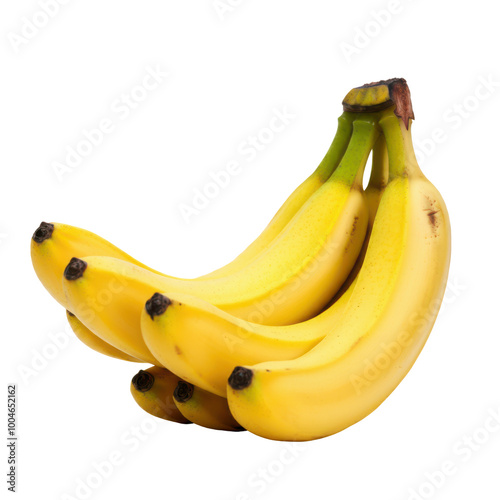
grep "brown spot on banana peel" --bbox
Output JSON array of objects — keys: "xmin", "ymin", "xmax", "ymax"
[
  {"xmin": 344, "ymin": 216, "xmax": 359, "ymax": 254},
  {"xmin": 423, "ymin": 195, "xmax": 440, "ymax": 231},
  {"xmin": 350, "ymin": 216, "xmax": 359, "ymax": 237},
  {"xmin": 174, "ymin": 345, "xmax": 182, "ymax": 356},
  {"xmin": 342, "ymin": 78, "xmax": 415, "ymax": 129},
  {"xmin": 427, "ymin": 210, "xmax": 439, "ymax": 228}
]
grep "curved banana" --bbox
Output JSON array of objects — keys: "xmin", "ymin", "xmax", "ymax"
[
  {"xmin": 173, "ymin": 381, "xmax": 243, "ymax": 432},
  {"xmin": 226, "ymin": 105, "xmax": 451, "ymax": 441},
  {"xmin": 31, "ymin": 222, "xmax": 166, "ymax": 308},
  {"xmin": 140, "ymin": 288, "xmax": 351, "ymax": 396},
  {"xmin": 31, "ymin": 113, "xmax": 354, "ymax": 309},
  {"xmin": 66, "ymin": 311, "xmax": 141, "ymax": 362},
  {"xmin": 130, "ymin": 366, "xmax": 190, "ymax": 424},
  {"xmin": 202, "ymin": 112, "xmax": 355, "ymax": 278},
  {"xmin": 139, "ymin": 135, "xmax": 390, "ymax": 396}
]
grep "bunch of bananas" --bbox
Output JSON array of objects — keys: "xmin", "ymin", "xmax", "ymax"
[{"xmin": 31, "ymin": 78, "xmax": 451, "ymax": 441}]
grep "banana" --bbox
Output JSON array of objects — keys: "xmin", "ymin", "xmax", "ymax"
[
  {"xmin": 140, "ymin": 289, "xmax": 350, "ymax": 396},
  {"xmin": 226, "ymin": 103, "xmax": 451, "ymax": 441},
  {"xmin": 201, "ymin": 112, "xmax": 355, "ymax": 278},
  {"xmin": 66, "ymin": 310, "xmax": 141, "ymax": 362},
  {"xmin": 31, "ymin": 113, "xmax": 354, "ymax": 309},
  {"xmin": 130, "ymin": 366, "xmax": 191, "ymax": 424},
  {"xmin": 139, "ymin": 134, "xmax": 390, "ymax": 396},
  {"xmin": 173, "ymin": 381, "xmax": 244, "ymax": 432},
  {"xmin": 31, "ymin": 222, "xmax": 166, "ymax": 308}
]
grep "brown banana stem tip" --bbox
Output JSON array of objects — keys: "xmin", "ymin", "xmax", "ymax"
[
  {"xmin": 132, "ymin": 370, "xmax": 155, "ymax": 392},
  {"xmin": 228, "ymin": 366, "xmax": 253, "ymax": 390},
  {"xmin": 64, "ymin": 257, "xmax": 87, "ymax": 280},
  {"xmin": 32, "ymin": 222, "xmax": 54, "ymax": 243},
  {"xmin": 145, "ymin": 293, "xmax": 171, "ymax": 320},
  {"xmin": 173, "ymin": 381, "xmax": 194, "ymax": 403},
  {"xmin": 342, "ymin": 77, "xmax": 415, "ymax": 129}
]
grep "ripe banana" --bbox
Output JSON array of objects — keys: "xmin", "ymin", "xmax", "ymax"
[
  {"xmin": 140, "ymin": 289, "xmax": 349, "ymax": 396},
  {"xmin": 66, "ymin": 311, "xmax": 141, "ymax": 362},
  {"xmin": 139, "ymin": 134, "xmax": 389, "ymax": 396},
  {"xmin": 227, "ymin": 105, "xmax": 451, "ymax": 441},
  {"xmin": 130, "ymin": 366, "xmax": 190, "ymax": 424},
  {"xmin": 173, "ymin": 381, "xmax": 243, "ymax": 432},
  {"xmin": 31, "ymin": 112, "xmax": 354, "ymax": 309},
  {"xmin": 201, "ymin": 112, "xmax": 355, "ymax": 278},
  {"xmin": 31, "ymin": 222, "xmax": 167, "ymax": 308}
]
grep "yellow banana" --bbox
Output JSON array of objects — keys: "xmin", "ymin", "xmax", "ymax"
[
  {"xmin": 130, "ymin": 366, "xmax": 190, "ymax": 424},
  {"xmin": 140, "ymin": 288, "xmax": 350, "ymax": 397},
  {"xmin": 139, "ymin": 134, "xmax": 390, "ymax": 396},
  {"xmin": 66, "ymin": 311, "xmax": 141, "ymax": 362},
  {"xmin": 227, "ymin": 104, "xmax": 451, "ymax": 441},
  {"xmin": 31, "ymin": 222, "xmax": 167, "ymax": 308},
  {"xmin": 201, "ymin": 113, "xmax": 355, "ymax": 278},
  {"xmin": 173, "ymin": 381, "xmax": 243, "ymax": 432},
  {"xmin": 31, "ymin": 113, "xmax": 354, "ymax": 309}
]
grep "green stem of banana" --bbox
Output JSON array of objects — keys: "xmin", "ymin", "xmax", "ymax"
[
  {"xmin": 368, "ymin": 134, "xmax": 389, "ymax": 189},
  {"xmin": 379, "ymin": 109, "xmax": 421, "ymax": 180},
  {"xmin": 315, "ymin": 112, "xmax": 356, "ymax": 181},
  {"xmin": 331, "ymin": 115, "xmax": 380, "ymax": 187}
]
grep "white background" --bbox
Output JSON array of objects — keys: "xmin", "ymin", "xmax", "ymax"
[{"xmin": 2, "ymin": 1, "xmax": 500, "ymax": 499}]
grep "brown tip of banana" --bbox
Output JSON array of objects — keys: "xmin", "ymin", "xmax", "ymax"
[
  {"xmin": 228, "ymin": 366, "xmax": 253, "ymax": 390},
  {"xmin": 342, "ymin": 78, "xmax": 415, "ymax": 129},
  {"xmin": 32, "ymin": 222, "xmax": 54, "ymax": 243},
  {"xmin": 173, "ymin": 381, "xmax": 194, "ymax": 403},
  {"xmin": 132, "ymin": 370, "xmax": 155, "ymax": 393},
  {"xmin": 145, "ymin": 293, "xmax": 171, "ymax": 320},
  {"xmin": 63, "ymin": 257, "xmax": 87, "ymax": 280}
]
